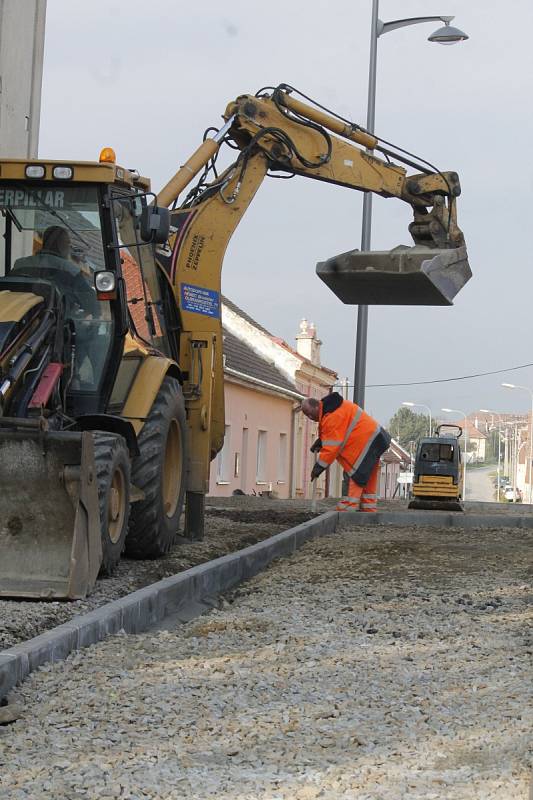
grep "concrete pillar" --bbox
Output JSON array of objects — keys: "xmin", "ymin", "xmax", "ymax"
[
  {"xmin": 0, "ymin": 0, "xmax": 47, "ymax": 272},
  {"xmin": 0, "ymin": 0, "xmax": 47, "ymax": 158}
]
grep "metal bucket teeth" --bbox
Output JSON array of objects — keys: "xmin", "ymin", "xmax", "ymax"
[{"xmin": 316, "ymin": 244, "xmax": 471, "ymax": 306}]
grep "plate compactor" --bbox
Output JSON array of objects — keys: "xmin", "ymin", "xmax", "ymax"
[{"xmin": 409, "ymin": 425, "xmax": 464, "ymax": 512}]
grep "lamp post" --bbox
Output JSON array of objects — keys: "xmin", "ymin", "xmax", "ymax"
[
  {"xmin": 502, "ymin": 383, "xmax": 533, "ymax": 503},
  {"xmin": 480, "ymin": 409, "xmax": 503, "ymax": 501},
  {"xmin": 402, "ymin": 401, "xmax": 432, "ymax": 436},
  {"xmin": 353, "ymin": 4, "xmax": 469, "ymax": 407},
  {"xmin": 441, "ymin": 407, "xmax": 468, "ymax": 500}
]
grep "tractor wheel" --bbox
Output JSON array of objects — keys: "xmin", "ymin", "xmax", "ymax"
[
  {"xmin": 94, "ymin": 433, "xmax": 131, "ymax": 576},
  {"xmin": 125, "ymin": 377, "xmax": 186, "ymax": 559}
]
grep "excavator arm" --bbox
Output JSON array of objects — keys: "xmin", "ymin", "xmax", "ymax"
[
  {"xmin": 154, "ymin": 84, "xmax": 470, "ymax": 536},
  {"xmin": 224, "ymin": 90, "xmax": 464, "ymax": 250}
]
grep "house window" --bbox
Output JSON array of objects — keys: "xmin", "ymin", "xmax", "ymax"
[
  {"xmin": 278, "ymin": 432, "xmax": 288, "ymax": 483},
  {"xmin": 217, "ymin": 425, "xmax": 231, "ymax": 483},
  {"xmin": 256, "ymin": 430, "xmax": 268, "ymax": 483}
]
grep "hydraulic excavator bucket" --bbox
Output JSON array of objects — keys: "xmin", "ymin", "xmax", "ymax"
[
  {"xmin": 0, "ymin": 430, "xmax": 102, "ymax": 600},
  {"xmin": 316, "ymin": 244, "xmax": 471, "ymax": 306}
]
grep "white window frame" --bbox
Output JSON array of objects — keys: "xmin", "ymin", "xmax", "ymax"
[
  {"xmin": 216, "ymin": 425, "xmax": 231, "ymax": 484},
  {"xmin": 278, "ymin": 432, "xmax": 288, "ymax": 484},
  {"xmin": 256, "ymin": 430, "xmax": 268, "ymax": 484}
]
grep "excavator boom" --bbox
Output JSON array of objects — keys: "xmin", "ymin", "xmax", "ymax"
[
  {"xmin": 159, "ymin": 85, "xmax": 470, "ymax": 307},
  {"xmin": 157, "ymin": 84, "xmax": 471, "ymax": 535}
]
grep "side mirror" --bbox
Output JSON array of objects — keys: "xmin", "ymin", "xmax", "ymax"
[{"xmin": 140, "ymin": 205, "xmax": 170, "ymax": 244}]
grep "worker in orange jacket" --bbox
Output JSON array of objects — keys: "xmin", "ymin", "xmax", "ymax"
[{"xmin": 301, "ymin": 392, "xmax": 391, "ymax": 512}]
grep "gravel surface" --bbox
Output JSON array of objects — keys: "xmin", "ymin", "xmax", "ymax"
[
  {"xmin": 0, "ymin": 505, "xmax": 315, "ymax": 649},
  {"xmin": 1, "ymin": 523, "xmax": 531, "ymax": 799}
]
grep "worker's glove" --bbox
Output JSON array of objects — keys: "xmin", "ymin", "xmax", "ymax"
[
  {"xmin": 310, "ymin": 462, "xmax": 325, "ymax": 481},
  {"xmin": 310, "ymin": 438, "xmax": 322, "ymax": 454}
]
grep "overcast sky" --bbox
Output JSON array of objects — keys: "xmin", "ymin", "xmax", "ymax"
[{"xmin": 40, "ymin": 0, "xmax": 533, "ymax": 425}]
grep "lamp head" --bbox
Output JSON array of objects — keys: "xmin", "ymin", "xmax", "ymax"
[
  {"xmin": 428, "ymin": 22, "xmax": 469, "ymax": 45},
  {"xmin": 502, "ymin": 383, "xmax": 516, "ymax": 389},
  {"xmin": 402, "ymin": 402, "xmax": 415, "ymax": 407}
]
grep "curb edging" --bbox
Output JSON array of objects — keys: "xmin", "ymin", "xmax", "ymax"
[
  {"xmin": 0, "ymin": 511, "xmax": 339, "ymax": 700},
  {"xmin": 337, "ymin": 510, "xmax": 533, "ymax": 529}
]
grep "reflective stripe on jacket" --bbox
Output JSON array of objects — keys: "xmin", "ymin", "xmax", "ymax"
[{"xmin": 317, "ymin": 392, "xmax": 391, "ymax": 487}]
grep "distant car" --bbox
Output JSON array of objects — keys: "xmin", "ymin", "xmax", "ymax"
[{"xmin": 504, "ymin": 486, "xmax": 522, "ymax": 502}]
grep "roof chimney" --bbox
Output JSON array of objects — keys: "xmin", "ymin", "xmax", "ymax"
[{"xmin": 296, "ymin": 318, "xmax": 322, "ymax": 365}]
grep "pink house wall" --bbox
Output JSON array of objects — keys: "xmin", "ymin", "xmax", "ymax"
[{"xmin": 209, "ymin": 380, "xmax": 294, "ymax": 498}]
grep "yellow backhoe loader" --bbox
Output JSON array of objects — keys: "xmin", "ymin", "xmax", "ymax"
[{"xmin": 0, "ymin": 84, "xmax": 471, "ymax": 598}]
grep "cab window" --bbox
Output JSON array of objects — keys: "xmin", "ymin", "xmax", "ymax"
[
  {"xmin": 420, "ymin": 443, "xmax": 455, "ymax": 462},
  {"xmin": 112, "ymin": 193, "xmax": 170, "ymax": 355},
  {"xmin": 0, "ymin": 183, "xmax": 114, "ymax": 392}
]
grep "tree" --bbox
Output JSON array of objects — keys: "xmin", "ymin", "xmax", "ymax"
[{"xmin": 388, "ymin": 406, "xmax": 430, "ymax": 449}]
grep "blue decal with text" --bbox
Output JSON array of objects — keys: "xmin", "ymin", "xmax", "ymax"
[{"xmin": 181, "ymin": 283, "xmax": 220, "ymax": 318}]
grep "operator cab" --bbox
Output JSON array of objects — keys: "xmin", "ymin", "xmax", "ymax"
[
  {"xmin": 0, "ymin": 154, "xmax": 175, "ymax": 416},
  {"xmin": 3, "ymin": 185, "xmax": 112, "ymax": 397},
  {"xmin": 413, "ymin": 424, "xmax": 462, "ymax": 481}
]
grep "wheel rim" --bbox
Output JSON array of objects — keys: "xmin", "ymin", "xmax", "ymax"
[
  {"xmin": 163, "ymin": 419, "xmax": 182, "ymax": 518},
  {"xmin": 108, "ymin": 465, "xmax": 127, "ymax": 544}
]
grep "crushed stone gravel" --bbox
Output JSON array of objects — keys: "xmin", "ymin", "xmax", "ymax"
[
  {"xmin": 1, "ymin": 523, "xmax": 531, "ymax": 799},
  {"xmin": 0, "ymin": 504, "xmax": 316, "ymax": 649}
]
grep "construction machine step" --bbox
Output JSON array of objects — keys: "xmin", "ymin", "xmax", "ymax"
[{"xmin": 316, "ymin": 244, "xmax": 471, "ymax": 305}]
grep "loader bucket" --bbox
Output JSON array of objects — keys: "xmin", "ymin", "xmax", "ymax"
[
  {"xmin": 316, "ymin": 244, "xmax": 471, "ymax": 305},
  {"xmin": 0, "ymin": 431, "xmax": 102, "ymax": 600}
]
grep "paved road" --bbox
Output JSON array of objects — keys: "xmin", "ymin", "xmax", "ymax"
[{"xmin": 465, "ymin": 464, "xmax": 495, "ymax": 502}]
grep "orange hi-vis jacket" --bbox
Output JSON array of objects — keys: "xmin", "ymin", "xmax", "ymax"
[{"xmin": 316, "ymin": 393, "xmax": 391, "ymax": 486}]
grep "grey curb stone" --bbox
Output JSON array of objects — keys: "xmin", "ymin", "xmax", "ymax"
[
  {"xmin": 0, "ymin": 510, "xmax": 339, "ymax": 700},
  {"xmin": 0, "ymin": 654, "xmax": 21, "ymax": 697},
  {"xmin": 337, "ymin": 510, "xmax": 533, "ymax": 529}
]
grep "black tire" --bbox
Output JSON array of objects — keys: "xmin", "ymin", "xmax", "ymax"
[
  {"xmin": 94, "ymin": 433, "xmax": 131, "ymax": 576},
  {"xmin": 125, "ymin": 377, "xmax": 186, "ymax": 559}
]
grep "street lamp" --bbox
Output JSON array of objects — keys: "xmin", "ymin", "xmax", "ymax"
[
  {"xmin": 402, "ymin": 401, "xmax": 432, "ymax": 436},
  {"xmin": 502, "ymin": 383, "xmax": 533, "ymax": 503},
  {"xmin": 480, "ymin": 409, "xmax": 504, "ymax": 501},
  {"xmin": 441, "ymin": 407, "xmax": 468, "ymax": 500},
  {"xmin": 353, "ymin": 4, "xmax": 469, "ymax": 408}
]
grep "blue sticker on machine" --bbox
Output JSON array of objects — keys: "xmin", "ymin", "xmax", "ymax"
[{"xmin": 181, "ymin": 283, "xmax": 220, "ymax": 318}]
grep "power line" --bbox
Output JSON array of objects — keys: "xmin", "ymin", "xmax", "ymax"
[{"xmin": 336, "ymin": 361, "xmax": 533, "ymax": 390}]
